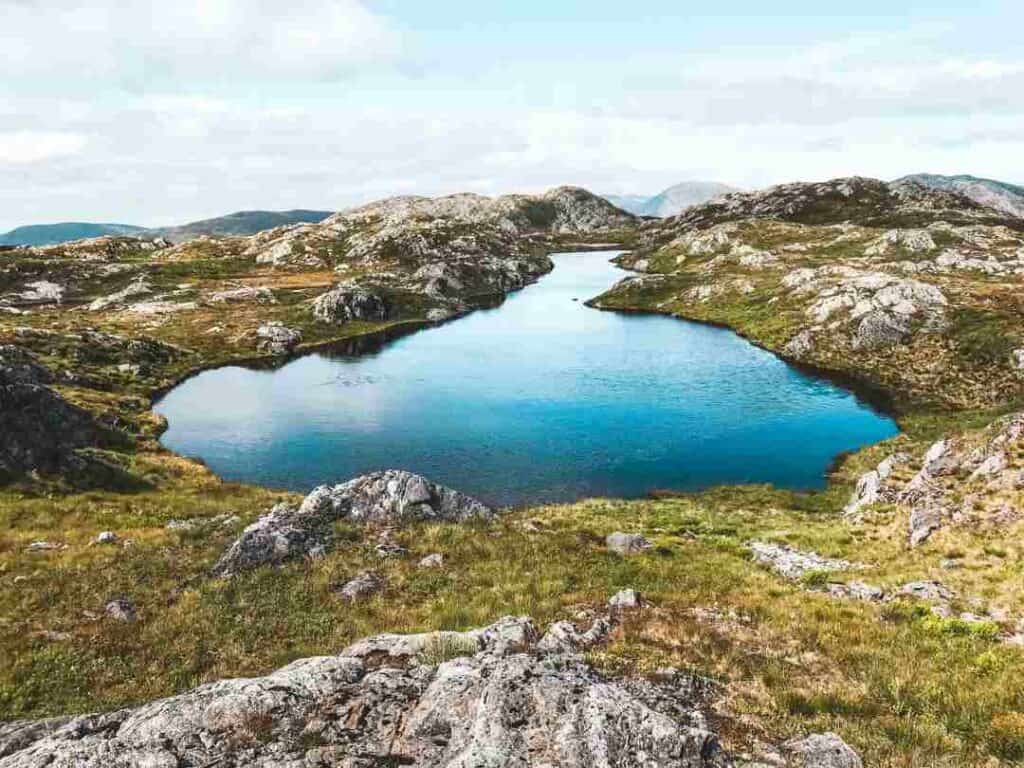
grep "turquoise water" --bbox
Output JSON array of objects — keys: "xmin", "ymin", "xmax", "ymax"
[{"xmin": 155, "ymin": 252, "xmax": 898, "ymax": 506}]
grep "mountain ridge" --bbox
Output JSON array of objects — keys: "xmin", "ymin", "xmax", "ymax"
[{"xmin": 605, "ymin": 181, "xmax": 740, "ymax": 218}]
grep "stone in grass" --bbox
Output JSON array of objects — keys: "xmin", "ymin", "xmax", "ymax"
[
  {"xmin": 95, "ymin": 531, "xmax": 118, "ymax": 545},
  {"xmin": 418, "ymin": 553, "xmax": 444, "ymax": 568},
  {"xmin": 334, "ymin": 571, "xmax": 384, "ymax": 604},
  {"xmin": 608, "ymin": 588, "xmax": 643, "ymax": 611},
  {"xmin": 105, "ymin": 598, "xmax": 137, "ymax": 623},
  {"xmin": 782, "ymin": 732, "xmax": 862, "ymax": 768},
  {"xmin": 606, "ymin": 532, "xmax": 652, "ymax": 556}
]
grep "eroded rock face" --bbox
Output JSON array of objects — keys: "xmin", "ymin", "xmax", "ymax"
[
  {"xmin": 212, "ymin": 471, "xmax": 493, "ymax": 576},
  {"xmin": 0, "ymin": 616, "xmax": 729, "ymax": 768}
]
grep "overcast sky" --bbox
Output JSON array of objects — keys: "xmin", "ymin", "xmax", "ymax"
[{"xmin": 1, "ymin": 0, "xmax": 1021, "ymax": 230}]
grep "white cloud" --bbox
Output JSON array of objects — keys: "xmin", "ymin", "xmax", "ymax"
[
  {"xmin": 0, "ymin": 0, "xmax": 399, "ymax": 86},
  {"xmin": 0, "ymin": 131, "xmax": 87, "ymax": 164}
]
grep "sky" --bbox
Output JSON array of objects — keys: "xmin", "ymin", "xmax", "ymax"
[{"xmin": 1, "ymin": 0, "xmax": 1022, "ymax": 230}]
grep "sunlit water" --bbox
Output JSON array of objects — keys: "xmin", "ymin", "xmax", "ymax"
[{"xmin": 156, "ymin": 252, "xmax": 898, "ymax": 506}]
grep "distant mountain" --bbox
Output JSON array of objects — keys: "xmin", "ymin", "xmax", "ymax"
[
  {"xmin": 0, "ymin": 210, "xmax": 336, "ymax": 248},
  {"xmin": 896, "ymin": 174, "xmax": 1024, "ymax": 218},
  {"xmin": 604, "ymin": 181, "xmax": 740, "ymax": 218},
  {"xmin": 0, "ymin": 222, "xmax": 145, "ymax": 247},
  {"xmin": 150, "ymin": 210, "xmax": 333, "ymax": 242}
]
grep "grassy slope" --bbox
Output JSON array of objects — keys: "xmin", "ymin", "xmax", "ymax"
[{"xmin": 2, "ymin": 227, "xmax": 1024, "ymax": 766}]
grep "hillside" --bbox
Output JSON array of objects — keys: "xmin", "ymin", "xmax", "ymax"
[
  {"xmin": 898, "ymin": 173, "xmax": 1024, "ymax": 218},
  {"xmin": 0, "ymin": 211, "xmax": 335, "ymax": 248},
  {"xmin": 0, "ymin": 223, "xmax": 145, "ymax": 247},
  {"xmin": 149, "ymin": 209, "xmax": 332, "ymax": 242},
  {"xmin": 605, "ymin": 181, "xmax": 739, "ymax": 217},
  {"xmin": 4, "ymin": 179, "xmax": 1024, "ymax": 765}
]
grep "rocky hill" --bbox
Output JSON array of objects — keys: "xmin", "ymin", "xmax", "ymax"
[
  {"xmin": 0, "ymin": 223, "xmax": 145, "ymax": 247},
  {"xmin": 599, "ymin": 176, "xmax": 1024, "ymax": 409},
  {"xmin": 605, "ymin": 181, "xmax": 739, "ymax": 218},
  {"xmin": 898, "ymin": 173, "xmax": 1024, "ymax": 218},
  {"xmin": 148, "ymin": 209, "xmax": 332, "ymax": 241},
  {"xmin": 4, "ymin": 177, "xmax": 1024, "ymax": 766}
]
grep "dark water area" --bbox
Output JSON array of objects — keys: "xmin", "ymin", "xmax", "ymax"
[{"xmin": 156, "ymin": 252, "xmax": 898, "ymax": 506}]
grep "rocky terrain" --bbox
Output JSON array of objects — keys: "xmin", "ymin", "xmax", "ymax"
[
  {"xmin": 597, "ymin": 176, "xmax": 1024, "ymax": 409},
  {"xmin": 4, "ymin": 177, "xmax": 1024, "ymax": 766},
  {"xmin": 899, "ymin": 174, "xmax": 1024, "ymax": 219}
]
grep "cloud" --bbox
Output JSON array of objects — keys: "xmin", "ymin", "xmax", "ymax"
[
  {"xmin": 0, "ymin": 130, "xmax": 87, "ymax": 164},
  {"xmin": 0, "ymin": 0, "xmax": 399, "ymax": 87}
]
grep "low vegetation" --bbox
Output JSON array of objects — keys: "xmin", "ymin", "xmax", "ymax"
[{"xmin": 2, "ymin": 180, "xmax": 1024, "ymax": 766}]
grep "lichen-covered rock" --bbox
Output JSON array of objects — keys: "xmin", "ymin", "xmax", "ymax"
[
  {"xmin": 782, "ymin": 732, "xmax": 862, "ymax": 768},
  {"xmin": 209, "ymin": 286, "xmax": 276, "ymax": 304},
  {"xmin": 212, "ymin": 471, "xmax": 492, "ymax": 576},
  {"xmin": 0, "ymin": 616, "xmax": 727, "ymax": 768},
  {"xmin": 312, "ymin": 284, "xmax": 388, "ymax": 324},
  {"xmin": 843, "ymin": 453, "xmax": 907, "ymax": 517},
  {"xmin": 255, "ymin": 322, "xmax": 301, "ymax": 355},
  {"xmin": 333, "ymin": 571, "xmax": 384, "ymax": 604},
  {"xmin": 606, "ymin": 531, "xmax": 653, "ymax": 556},
  {"xmin": 748, "ymin": 542, "xmax": 853, "ymax": 581}
]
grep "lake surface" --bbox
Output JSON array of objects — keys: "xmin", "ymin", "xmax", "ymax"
[{"xmin": 156, "ymin": 252, "xmax": 898, "ymax": 506}]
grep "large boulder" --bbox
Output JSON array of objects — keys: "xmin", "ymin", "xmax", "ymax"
[
  {"xmin": 0, "ymin": 616, "xmax": 727, "ymax": 768},
  {"xmin": 312, "ymin": 284, "xmax": 389, "ymax": 324},
  {"xmin": 212, "ymin": 470, "xmax": 493, "ymax": 576}
]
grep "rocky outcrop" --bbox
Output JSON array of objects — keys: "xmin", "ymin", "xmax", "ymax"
[
  {"xmin": 255, "ymin": 322, "xmax": 301, "ymax": 356},
  {"xmin": 312, "ymin": 283, "xmax": 389, "ymax": 324},
  {"xmin": 748, "ymin": 542, "xmax": 854, "ymax": 581},
  {"xmin": 0, "ymin": 349, "xmax": 109, "ymax": 479},
  {"xmin": 843, "ymin": 413, "xmax": 1024, "ymax": 547},
  {"xmin": 209, "ymin": 286, "xmax": 276, "ymax": 305},
  {"xmin": 0, "ymin": 615, "xmax": 731, "ymax": 768},
  {"xmin": 843, "ymin": 453, "xmax": 908, "ymax": 517},
  {"xmin": 212, "ymin": 471, "xmax": 493, "ymax": 576}
]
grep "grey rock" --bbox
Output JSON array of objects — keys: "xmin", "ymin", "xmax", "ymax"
[
  {"xmin": 87, "ymin": 278, "xmax": 151, "ymax": 311},
  {"xmin": 852, "ymin": 309, "xmax": 911, "ymax": 350},
  {"xmin": 312, "ymin": 284, "xmax": 388, "ymax": 324},
  {"xmin": 0, "ymin": 615, "xmax": 727, "ymax": 768},
  {"xmin": 418, "ymin": 553, "xmax": 444, "ymax": 568},
  {"xmin": 908, "ymin": 504, "xmax": 943, "ymax": 547},
  {"xmin": 896, "ymin": 580, "xmax": 955, "ymax": 603},
  {"xmin": 209, "ymin": 286, "xmax": 276, "ymax": 304},
  {"xmin": 609, "ymin": 588, "xmax": 643, "ymax": 611},
  {"xmin": 17, "ymin": 281, "xmax": 64, "ymax": 306},
  {"xmin": 783, "ymin": 329, "xmax": 815, "ymax": 357},
  {"xmin": 255, "ymin": 322, "xmax": 301, "ymax": 356},
  {"xmin": 94, "ymin": 531, "xmax": 118, "ymax": 545},
  {"xmin": 375, "ymin": 541, "xmax": 409, "ymax": 559},
  {"xmin": 824, "ymin": 581, "xmax": 885, "ymax": 601},
  {"xmin": 606, "ymin": 531, "xmax": 653, "ymax": 556},
  {"xmin": 843, "ymin": 453, "xmax": 906, "ymax": 517},
  {"xmin": 104, "ymin": 598, "xmax": 137, "ymax": 623},
  {"xmin": 748, "ymin": 542, "xmax": 853, "ymax": 581},
  {"xmin": 333, "ymin": 571, "xmax": 384, "ymax": 604},
  {"xmin": 537, "ymin": 616, "xmax": 612, "ymax": 654},
  {"xmin": 782, "ymin": 732, "xmax": 862, "ymax": 768}
]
